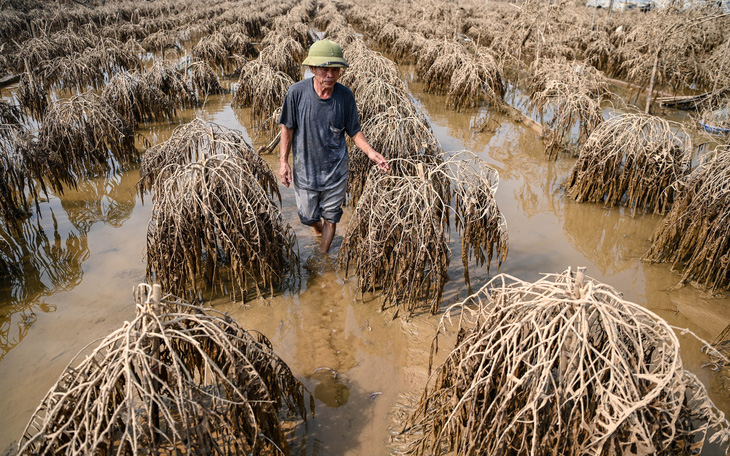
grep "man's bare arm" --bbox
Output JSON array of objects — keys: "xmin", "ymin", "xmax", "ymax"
[
  {"xmin": 352, "ymin": 131, "xmax": 389, "ymax": 173},
  {"xmin": 279, "ymin": 124, "xmax": 293, "ymax": 187}
]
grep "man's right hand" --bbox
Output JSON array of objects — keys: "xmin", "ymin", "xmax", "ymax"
[{"xmin": 279, "ymin": 161, "xmax": 292, "ymax": 187}]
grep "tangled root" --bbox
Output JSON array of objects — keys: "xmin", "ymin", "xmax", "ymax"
[
  {"xmin": 18, "ymin": 284, "xmax": 311, "ymax": 455},
  {"xmin": 401, "ymin": 268, "xmax": 730, "ymax": 455}
]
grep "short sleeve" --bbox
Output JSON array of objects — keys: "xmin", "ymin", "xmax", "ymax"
[
  {"xmin": 279, "ymin": 86, "xmax": 298, "ymax": 130},
  {"xmin": 344, "ymin": 90, "xmax": 361, "ymax": 138}
]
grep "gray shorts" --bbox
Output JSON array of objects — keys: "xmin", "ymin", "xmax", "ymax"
[{"xmin": 294, "ymin": 178, "xmax": 348, "ymax": 225}]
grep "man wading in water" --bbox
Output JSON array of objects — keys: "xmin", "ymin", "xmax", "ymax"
[{"xmin": 279, "ymin": 39, "xmax": 389, "ymax": 253}]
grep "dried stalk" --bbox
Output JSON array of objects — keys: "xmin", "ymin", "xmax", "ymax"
[
  {"xmin": 565, "ymin": 113, "xmax": 691, "ymax": 216},
  {"xmin": 146, "ymin": 155, "xmax": 297, "ymax": 301},
  {"xmin": 644, "ymin": 146, "xmax": 730, "ymax": 293}
]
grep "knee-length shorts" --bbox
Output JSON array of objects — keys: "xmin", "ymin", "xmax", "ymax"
[{"xmin": 294, "ymin": 178, "xmax": 348, "ymax": 225}]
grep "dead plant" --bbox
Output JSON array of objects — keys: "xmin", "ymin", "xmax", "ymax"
[
  {"xmin": 258, "ymin": 33, "xmax": 306, "ymax": 81},
  {"xmin": 16, "ymin": 72, "xmax": 49, "ymax": 120},
  {"xmin": 338, "ymin": 153, "xmax": 507, "ymax": 317},
  {"xmin": 564, "ymin": 113, "xmax": 691, "ymax": 216},
  {"xmin": 232, "ymin": 61, "xmax": 294, "ymax": 135},
  {"xmin": 144, "ymin": 60, "xmax": 197, "ymax": 111},
  {"xmin": 146, "ymin": 155, "xmax": 298, "ymax": 301},
  {"xmin": 38, "ymin": 92, "xmax": 138, "ymax": 187},
  {"xmin": 186, "ymin": 60, "xmax": 223, "ymax": 99},
  {"xmin": 528, "ymin": 59, "xmax": 611, "ymax": 157},
  {"xmin": 446, "ymin": 49, "xmax": 504, "ymax": 111},
  {"xmin": 353, "ymin": 77, "xmax": 416, "ymax": 124},
  {"xmin": 339, "ymin": 43, "xmax": 404, "ymax": 95},
  {"xmin": 644, "ymin": 146, "xmax": 730, "ymax": 293},
  {"xmin": 400, "ymin": 268, "xmax": 730, "ymax": 456},
  {"xmin": 348, "ymin": 107, "xmax": 442, "ymax": 203},
  {"xmin": 191, "ymin": 33, "xmax": 229, "ymax": 71},
  {"xmin": 101, "ymin": 70, "xmax": 174, "ymax": 127},
  {"xmin": 17, "ymin": 283, "xmax": 311, "ymax": 455},
  {"xmin": 139, "ymin": 118, "xmax": 278, "ymax": 203}
]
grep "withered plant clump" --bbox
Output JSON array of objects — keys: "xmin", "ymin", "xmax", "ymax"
[
  {"xmin": 101, "ymin": 70, "xmax": 173, "ymax": 127},
  {"xmin": 141, "ymin": 29, "xmax": 182, "ymax": 57},
  {"xmin": 564, "ymin": 113, "xmax": 691, "ymax": 215},
  {"xmin": 232, "ymin": 61, "xmax": 294, "ymax": 135},
  {"xmin": 644, "ymin": 146, "xmax": 730, "ymax": 293},
  {"xmin": 191, "ymin": 33, "xmax": 229, "ymax": 71},
  {"xmin": 258, "ymin": 33, "xmax": 306, "ymax": 81},
  {"xmin": 18, "ymin": 283, "xmax": 311, "ymax": 456},
  {"xmin": 446, "ymin": 49, "xmax": 504, "ymax": 111},
  {"xmin": 348, "ymin": 107, "xmax": 442, "ymax": 203},
  {"xmin": 147, "ymin": 155, "xmax": 298, "ymax": 300},
  {"xmin": 0, "ymin": 102, "xmax": 66, "ymax": 222},
  {"xmin": 186, "ymin": 60, "xmax": 224, "ymax": 99},
  {"xmin": 391, "ymin": 30, "xmax": 427, "ymax": 64},
  {"xmin": 339, "ymin": 41, "xmax": 404, "ymax": 94},
  {"xmin": 528, "ymin": 59, "xmax": 611, "ymax": 157},
  {"xmin": 38, "ymin": 92, "xmax": 138, "ymax": 187},
  {"xmin": 353, "ymin": 77, "xmax": 415, "ymax": 124},
  {"xmin": 139, "ymin": 118, "xmax": 278, "ymax": 201},
  {"xmin": 338, "ymin": 154, "xmax": 507, "ymax": 317},
  {"xmin": 401, "ymin": 268, "xmax": 730, "ymax": 456},
  {"xmin": 192, "ymin": 30, "xmax": 256, "ymax": 72},
  {"xmin": 143, "ymin": 61, "xmax": 197, "ymax": 111},
  {"xmin": 0, "ymin": 132, "xmax": 34, "ymax": 222},
  {"xmin": 417, "ymin": 40, "xmax": 504, "ymax": 111},
  {"xmin": 423, "ymin": 41, "xmax": 470, "ymax": 95},
  {"xmin": 271, "ymin": 14, "xmax": 312, "ymax": 48},
  {"xmin": 40, "ymin": 38, "xmax": 142, "ymax": 93},
  {"xmin": 16, "ymin": 72, "xmax": 48, "ymax": 120}
]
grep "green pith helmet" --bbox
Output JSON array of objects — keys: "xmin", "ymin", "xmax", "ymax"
[{"xmin": 302, "ymin": 39, "xmax": 349, "ymax": 68}]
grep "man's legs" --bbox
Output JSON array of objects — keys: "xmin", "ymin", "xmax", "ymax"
[
  {"xmin": 294, "ymin": 178, "xmax": 346, "ymax": 253},
  {"xmin": 319, "ymin": 220, "xmax": 336, "ymax": 253}
]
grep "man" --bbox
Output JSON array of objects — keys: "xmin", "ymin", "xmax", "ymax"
[{"xmin": 279, "ymin": 39, "xmax": 388, "ymax": 253}]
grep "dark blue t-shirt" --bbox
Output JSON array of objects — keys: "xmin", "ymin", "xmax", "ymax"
[{"xmin": 279, "ymin": 78, "xmax": 361, "ymax": 191}]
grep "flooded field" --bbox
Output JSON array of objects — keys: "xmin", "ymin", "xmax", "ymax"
[{"xmin": 2, "ymin": 65, "xmax": 729, "ymax": 455}]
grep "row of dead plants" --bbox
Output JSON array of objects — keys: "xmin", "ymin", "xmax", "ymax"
[
  {"xmin": 399, "ymin": 268, "xmax": 730, "ymax": 455},
  {"xmin": 18, "ymin": 283, "xmax": 312, "ymax": 455}
]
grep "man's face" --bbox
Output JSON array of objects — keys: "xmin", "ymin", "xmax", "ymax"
[{"xmin": 311, "ymin": 66, "xmax": 341, "ymax": 89}]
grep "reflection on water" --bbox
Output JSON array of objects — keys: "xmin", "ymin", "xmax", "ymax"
[
  {"xmin": 313, "ymin": 370, "xmax": 351, "ymax": 408},
  {"xmin": 560, "ymin": 199, "xmax": 661, "ymax": 276},
  {"xmin": 0, "ymin": 204, "xmax": 86, "ymax": 361}
]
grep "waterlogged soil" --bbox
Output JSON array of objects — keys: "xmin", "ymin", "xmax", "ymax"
[{"xmin": 1, "ymin": 66, "xmax": 729, "ymax": 455}]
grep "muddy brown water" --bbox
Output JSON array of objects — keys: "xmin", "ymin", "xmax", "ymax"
[{"xmin": 1, "ymin": 65, "xmax": 729, "ymax": 455}]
